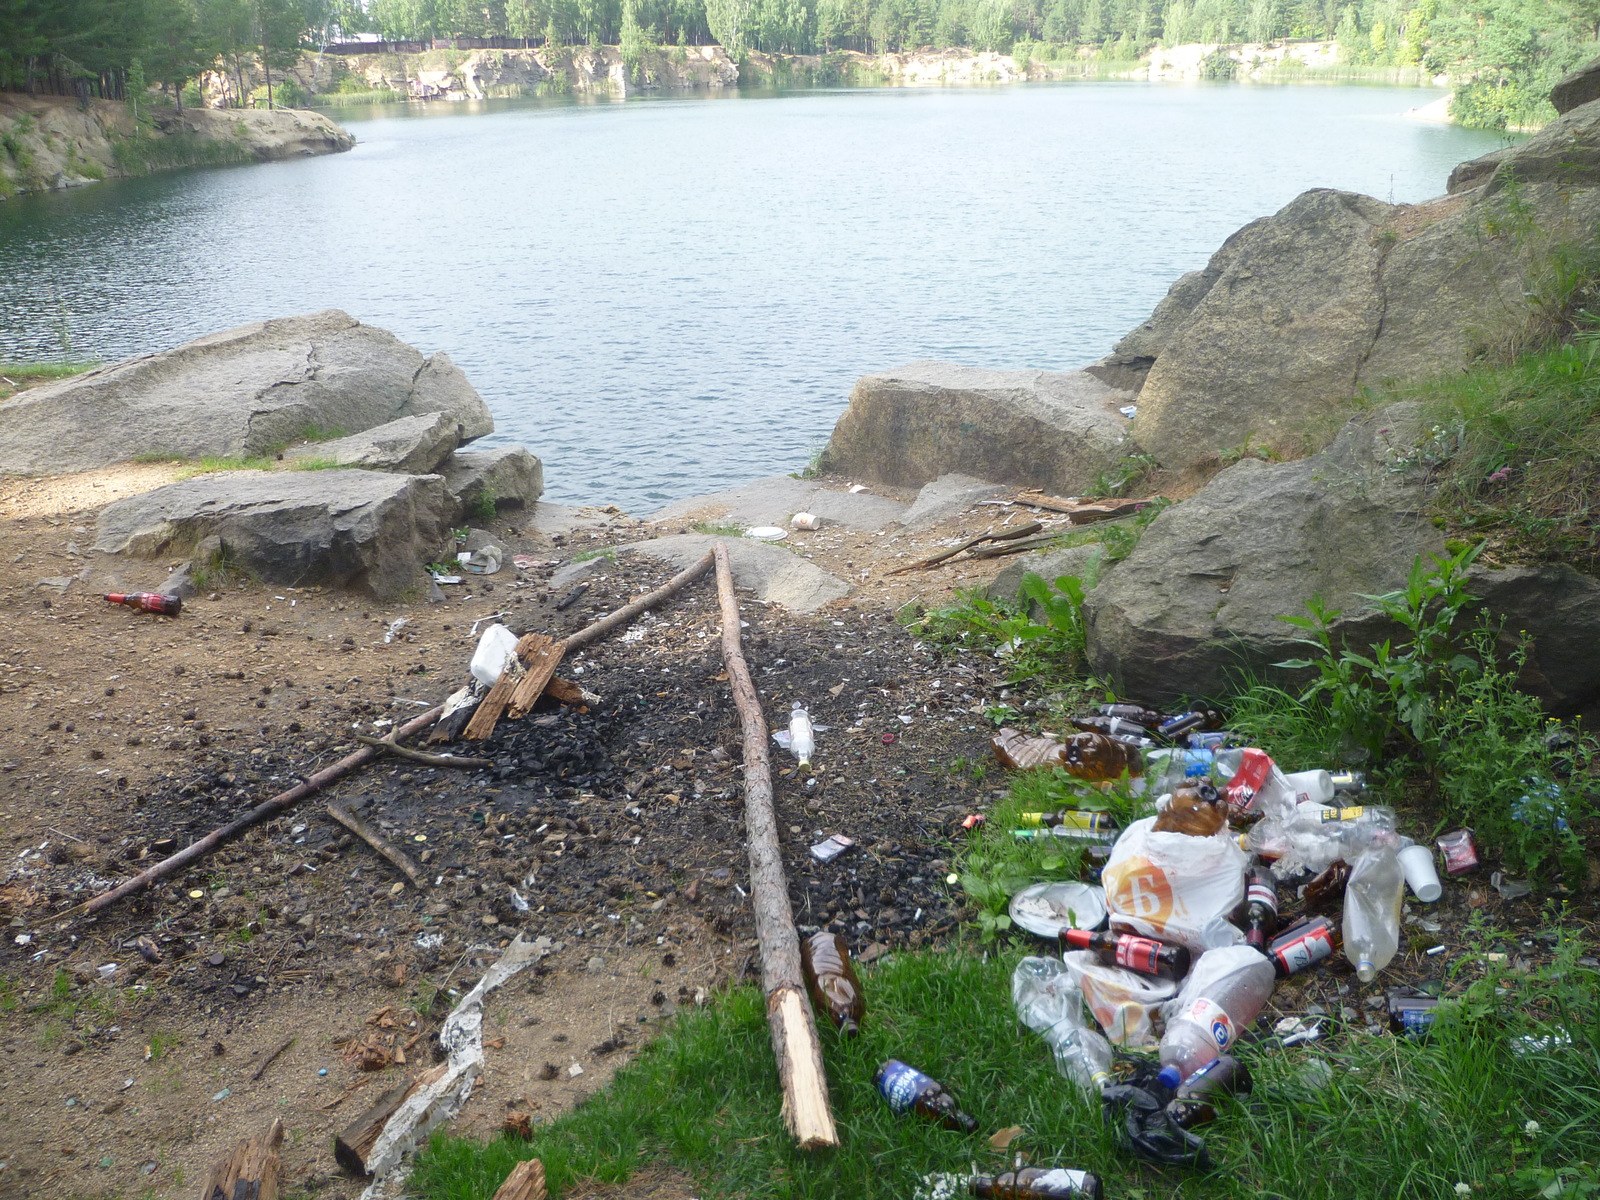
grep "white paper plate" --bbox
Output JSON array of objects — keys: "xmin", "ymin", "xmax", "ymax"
[
  {"xmin": 1009, "ymin": 881, "xmax": 1108, "ymax": 939},
  {"xmin": 745, "ymin": 526, "xmax": 788, "ymax": 541}
]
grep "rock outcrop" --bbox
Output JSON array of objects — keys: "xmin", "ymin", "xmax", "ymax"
[
  {"xmin": 94, "ymin": 470, "xmax": 451, "ymax": 600},
  {"xmin": 1447, "ymin": 99, "xmax": 1600, "ymax": 194},
  {"xmin": 819, "ymin": 362, "xmax": 1133, "ymax": 493},
  {"xmin": 0, "ymin": 310, "xmax": 493, "ymax": 475},
  {"xmin": 441, "ymin": 446, "xmax": 546, "ymax": 517},
  {"xmin": 1550, "ymin": 55, "xmax": 1600, "ymax": 116},
  {"xmin": 1123, "ymin": 176, "xmax": 1600, "ymax": 466},
  {"xmin": 285, "ymin": 412, "xmax": 462, "ymax": 474}
]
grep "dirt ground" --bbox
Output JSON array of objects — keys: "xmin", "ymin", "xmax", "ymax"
[{"xmin": 0, "ymin": 465, "xmax": 1591, "ymax": 1200}]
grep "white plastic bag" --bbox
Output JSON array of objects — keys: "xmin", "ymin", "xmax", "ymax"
[
  {"xmin": 1062, "ymin": 949, "xmax": 1177, "ymax": 1049},
  {"xmin": 1101, "ymin": 816, "xmax": 1249, "ymax": 953},
  {"xmin": 469, "ymin": 623, "xmax": 520, "ymax": 687}
]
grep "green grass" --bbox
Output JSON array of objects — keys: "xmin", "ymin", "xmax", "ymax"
[
  {"xmin": 173, "ymin": 455, "xmax": 276, "ymax": 479},
  {"xmin": 412, "ymin": 937, "xmax": 1600, "ymax": 1200},
  {"xmin": 309, "ymin": 88, "xmax": 405, "ymax": 106},
  {"xmin": 290, "ymin": 456, "xmax": 344, "ymax": 471},
  {"xmin": 570, "ymin": 546, "xmax": 618, "ymax": 564},
  {"xmin": 690, "ymin": 520, "xmax": 746, "ymax": 537},
  {"xmin": 110, "ymin": 129, "xmax": 252, "ymax": 176},
  {"xmin": 0, "ymin": 360, "xmax": 96, "ymax": 399}
]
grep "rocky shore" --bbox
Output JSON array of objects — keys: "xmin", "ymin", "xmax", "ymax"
[{"xmin": 0, "ymin": 93, "xmax": 353, "ymax": 200}]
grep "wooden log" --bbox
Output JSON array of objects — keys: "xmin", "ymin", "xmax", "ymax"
[
  {"xmin": 490, "ymin": 1159, "xmax": 547, "ymax": 1200},
  {"xmin": 62, "ymin": 702, "xmax": 445, "ymax": 921},
  {"xmin": 326, "ymin": 803, "xmax": 428, "ymax": 888},
  {"xmin": 712, "ymin": 541, "xmax": 838, "ymax": 1151},
  {"xmin": 334, "ymin": 1078, "xmax": 418, "ymax": 1175},
  {"xmin": 199, "ymin": 1117, "xmax": 284, "ymax": 1200}
]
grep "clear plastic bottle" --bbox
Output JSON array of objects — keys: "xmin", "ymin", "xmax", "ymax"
[
  {"xmin": 1012, "ymin": 957, "xmax": 1114, "ymax": 1094},
  {"xmin": 1342, "ymin": 840, "xmax": 1405, "ymax": 983},
  {"xmin": 1157, "ymin": 946, "xmax": 1276, "ymax": 1078}
]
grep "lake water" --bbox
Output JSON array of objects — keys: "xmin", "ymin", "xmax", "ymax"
[{"xmin": 0, "ymin": 83, "xmax": 1509, "ymax": 511}]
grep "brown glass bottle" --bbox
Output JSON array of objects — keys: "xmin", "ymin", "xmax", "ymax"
[
  {"xmin": 799, "ymin": 932, "xmax": 864, "ymax": 1036},
  {"xmin": 1301, "ymin": 860, "xmax": 1352, "ymax": 914},
  {"xmin": 873, "ymin": 1060, "xmax": 976, "ymax": 1132},
  {"xmin": 1167, "ymin": 1053, "xmax": 1253, "ymax": 1129},
  {"xmin": 1060, "ymin": 928, "xmax": 1191, "ymax": 980},
  {"xmin": 1096, "ymin": 702, "xmax": 1164, "ymax": 726},
  {"xmin": 1069, "ymin": 715, "xmax": 1158, "ymax": 741},
  {"xmin": 992, "ymin": 730, "xmax": 1142, "ymax": 782},
  {"xmin": 1241, "ymin": 866, "xmax": 1279, "ymax": 951},
  {"xmin": 1152, "ymin": 782, "xmax": 1227, "ymax": 836},
  {"xmin": 969, "ymin": 1167, "xmax": 1103, "ymax": 1198}
]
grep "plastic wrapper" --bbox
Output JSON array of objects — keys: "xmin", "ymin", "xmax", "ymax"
[
  {"xmin": 1101, "ymin": 816, "xmax": 1249, "ymax": 953},
  {"xmin": 1062, "ymin": 949, "xmax": 1176, "ymax": 1049}
]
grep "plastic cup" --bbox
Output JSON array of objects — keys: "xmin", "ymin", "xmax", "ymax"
[
  {"xmin": 1282, "ymin": 769, "xmax": 1334, "ymax": 806},
  {"xmin": 1398, "ymin": 843, "xmax": 1443, "ymax": 902}
]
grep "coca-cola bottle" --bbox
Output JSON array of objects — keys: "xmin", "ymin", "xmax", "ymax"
[
  {"xmin": 1268, "ymin": 916, "xmax": 1340, "ymax": 977},
  {"xmin": 1168, "ymin": 1053, "xmax": 1254, "ymax": 1129},
  {"xmin": 799, "ymin": 932, "xmax": 864, "ymax": 1036},
  {"xmin": 969, "ymin": 1167, "xmax": 1103, "ymax": 1198},
  {"xmin": 1059, "ymin": 928, "xmax": 1191, "ymax": 981},
  {"xmin": 873, "ymin": 1060, "xmax": 976, "ymax": 1132},
  {"xmin": 104, "ymin": 591, "xmax": 182, "ymax": 616}
]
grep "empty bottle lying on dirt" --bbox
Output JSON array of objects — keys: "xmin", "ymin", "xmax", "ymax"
[
  {"xmin": 968, "ymin": 1167, "xmax": 1104, "ymax": 1199},
  {"xmin": 992, "ymin": 729, "xmax": 1143, "ymax": 782},
  {"xmin": 1343, "ymin": 840, "xmax": 1405, "ymax": 982},
  {"xmin": 1300, "ymin": 860, "xmax": 1353, "ymax": 913},
  {"xmin": 1060, "ymin": 929, "xmax": 1192, "ymax": 981},
  {"xmin": 1167, "ymin": 1053, "xmax": 1254, "ymax": 1129},
  {"xmin": 104, "ymin": 591, "xmax": 181, "ymax": 616},
  {"xmin": 1239, "ymin": 866, "xmax": 1279, "ymax": 952},
  {"xmin": 799, "ymin": 932, "xmax": 864, "ymax": 1036},
  {"xmin": 873, "ymin": 1060, "xmax": 977, "ymax": 1132},
  {"xmin": 1070, "ymin": 714, "xmax": 1162, "ymax": 741},
  {"xmin": 1158, "ymin": 946, "xmax": 1275, "ymax": 1077},
  {"xmin": 1387, "ymin": 989, "xmax": 1442, "ymax": 1038},
  {"xmin": 1269, "ymin": 915, "xmax": 1340, "ymax": 977},
  {"xmin": 1012, "ymin": 957, "xmax": 1114, "ymax": 1094}
]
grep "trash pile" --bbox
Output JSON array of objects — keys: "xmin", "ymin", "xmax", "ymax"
[{"xmin": 820, "ymin": 702, "xmax": 1476, "ymax": 1198}]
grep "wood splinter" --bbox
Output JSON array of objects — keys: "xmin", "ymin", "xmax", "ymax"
[
  {"xmin": 713, "ymin": 540, "xmax": 838, "ymax": 1151},
  {"xmin": 199, "ymin": 1117, "xmax": 284, "ymax": 1200},
  {"xmin": 491, "ymin": 1159, "xmax": 548, "ymax": 1200}
]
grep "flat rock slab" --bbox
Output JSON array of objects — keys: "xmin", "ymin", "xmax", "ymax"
[
  {"xmin": 900, "ymin": 473, "xmax": 1008, "ymax": 528},
  {"xmin": 0, "ymin": 309, "xmax": 493, "ymax": 475},
  {"xmin": 555, "ymin": 535, "xmax": 851, "ymax": 613},
  {"xmin": 94, "ymin": 469, "xmax": 451, "ymax": 601},
  {"xmin": 648, "ymin": 476, "xmax": 908, "ymax": 532},
  {"xmin": 819, "ymin": 362, "xmax": 1132, "ymax": 494},
  {"xmin": 286, "ymin": 411, "xmax": 461, "ymax": 474}
]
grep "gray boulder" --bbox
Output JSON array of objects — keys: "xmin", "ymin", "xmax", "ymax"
[
  {"xmin": 987, "ymin": 543, "xmax": 1107, "ymax": 601},
  {"xmin": 1448, "ymin": 101, "xmax": 1600, "ymax": 194},
  {"xmin": 901, "ymin": 474, "xmax": 1008, "ymax": 528},
  {"xmin": 818, "ymin": 362, "xmax": 1133, "ymax": 493},
  {"xmin": 94, "ymin": 469, "xmax": 451, "ymax": 600},
  {"xmin": 0, "ymin": 310, "xmax": 494, "ymax": 475},
  {"xmin": 1551, "ymin": 56, "xmax": 1600, "ymax": 116},
  {"xmin": 1083, "ymin": 405, "xmax": 1600, "ymax": 712},
  {"xmin": 441, "ymin": 445, "xmax": 546, "ymax": 517},
  {"xmin": 1125, "ymin": 182, "xmax": 1600, "ymax": 468},
  {"xmin": 286, "ymin": 412, "xmax": 461, "ymax": 474}
]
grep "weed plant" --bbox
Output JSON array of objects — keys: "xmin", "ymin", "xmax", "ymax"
[
  {"xmin": 411, "ymin": 938, "xmax": 1600, "ymax": 1200},
  {"xmin": 907, "ymin": 571, "xmax": 1092, "ymax": 685}
]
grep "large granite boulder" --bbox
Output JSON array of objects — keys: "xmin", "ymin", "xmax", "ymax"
[
  {"xmin": 1550, "ymin": 57, "xmax": 1600, "ymax": 116},
  {"xmin": 94, "ymin": 470, "xmax": 451, "ymax": 600},
  {"xmin": 0, "ymin": 310, "xmax": 494, "ymax": 474},
  {"xmin": 1083, "ymin": 405, "xmax": 1600, "ymax": 712},
  {"xmin": 1447, "ymin": 99, "xmax": 1600, "ymax": 194},
  {"xmin": 1126, "ymin": 181, "xmax": 1600, "ymax": 468},
  {"xmin": 440, "ymin": 446, "xmax": 546, "ymax": 518},
  {"xmin": 818, "ymin": 362, "xmax": 1133, "ymax": 493}
]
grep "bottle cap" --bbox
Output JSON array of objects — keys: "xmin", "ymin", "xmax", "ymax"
[{"xmin": 1157, "ymin": 1064, "xmax": 1182, "ymax": 1089}]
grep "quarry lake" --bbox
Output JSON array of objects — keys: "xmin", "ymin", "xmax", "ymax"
[{"xmin": 0, "ymin": 82, "xmax": 1508, "ymax": 511}]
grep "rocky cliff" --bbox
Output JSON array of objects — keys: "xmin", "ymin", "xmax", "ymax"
[{"xmin": 0, "ymin": 93, "xmax": 353, "ymax": 200}]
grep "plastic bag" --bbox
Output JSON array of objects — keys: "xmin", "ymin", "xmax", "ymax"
[
  {"xmin": 469, "ymin": 623, "xmax": 521, "ymax": 686},
  {"xmin": 1102, "ymin": 816, "xmax": 1248, "ymax": 953},
  {"xmin": 1062, "ymin": 950, "xmax": 1177, "ymax": 1049}
]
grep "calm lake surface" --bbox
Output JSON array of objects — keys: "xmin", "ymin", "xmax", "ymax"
[{"xmin": 0, "ymin": 83, "xmax": 1508, "ymax": 510}]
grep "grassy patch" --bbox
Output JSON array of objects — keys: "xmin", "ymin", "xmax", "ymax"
[
  {"xmin": 412, "ymin": 937, "xmax": 1600, "ymax": 1200},
  {"xmin": 0, "ymin": 359, "xmax": 96, "ymax": 400},
  {"xmin": 111, "ymin": 130, "xmax": 252, "ymax": 176},
  {"xmin": 690, "ymin": 520, "xmax": 745, "ymax": 537},
  {"xmin": 174, "ymin": 455, "xmax": 276, "ymax": 479},
  {"xmin": 290, "ymin": 456, "xmax": 344, "ymax": 471},
  {"xmin": 570, "ymin": 546, "xmax": 618, "ymax": 565},
  {"xmin": 905, "ymin": 568, "xmax": 1098, "ymax": 687}
]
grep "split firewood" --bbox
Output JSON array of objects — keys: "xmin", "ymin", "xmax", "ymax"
[
  {"xmin": 713, "ymin": 541, "xmax": 838, "ymax": 1151},
  {"xmin": 426, "ymin": 683, "xmax": 483, "ymax": 745},
  {"xmin": 885, "ymin": 521, "xmax": 1044, "ymax": 574},
  {"xmin": 334, "ymin": 1077, "xmax": 421, "ymax": 1175},
  {"xmin": 1015, "ymin": 490, "xmax": 1149, "ymax": 522},
  {"xmin": 503, "ymin": 636, "xmax": 567, "ymax": 720},
  {"xmin": 200, "ymin": 1117, "xmax": 284, "ymax": 1200},
  {"xmin": 325, "ymin": 803, "xmax": 427, "ymax": 889},
  {"xmin": 491, "ymin": 1159, "xmax": 547, "ymax": 1200}
]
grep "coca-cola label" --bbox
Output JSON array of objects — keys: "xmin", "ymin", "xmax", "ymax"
[
  {"xmin": 1186, "ymin": 997, "xmax": 1236, "ymax": 1051},
  {"xmin": 1115, "ymin": 936, "xmax": 1162, "ymax": 975},
  {"xmin": 1225, "ymin": 749, "xmax": 1273, "ymax": 813},
  {"xmin": 1272, "ymin": 923, "xmax": 1335, "ymax": 975},
  {"xmin": 875, "ymin": 1060, "xmax": 930, "ymax": 1112},
  {"xmin": 1438, "ymin": 829, "xmax": 1478, "ymax": 874}
]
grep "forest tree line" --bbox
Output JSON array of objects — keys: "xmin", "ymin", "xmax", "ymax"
[{"xmin": 3, "ymin": 0, "xmax": 1596, "ymax": 126}]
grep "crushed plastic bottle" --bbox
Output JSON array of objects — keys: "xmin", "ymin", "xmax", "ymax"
[
  {"xmin": 1342, "ymin": 839, "xmax": 1405, "ymax": 982},
  {"xmin": 1158, "ymin": 946, "xmax": 1275, "ymax": 1078},
  {"xmin": 1011, "ymin": 957, "xmax": 1115, "ymax": 1094}
]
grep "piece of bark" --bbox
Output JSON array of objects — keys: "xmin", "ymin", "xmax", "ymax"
[
  {"xmin": 542, "ymin": 677, "xmax": 587, "ymax": 706},
  {"xmin": 461, "ymin": 633, "xmax": 549, "ymax": 740},
  {"xmin": 334, "ymin": 1079, "xmax": 418, "ymax": 1175},
  {"xmin": 326, "ymin": 803, "xmax": 427, "ymax": 888},
  {"xmin": 713, "ymin": 541, "xmax": 838, "ymax": 1151},
  {"xmin": 503, "ymin": 636, "xmax": 567, "ymax": 721},
  {"xmin": 199, "ymin": 1117, "xmax": 284, "ymax": 1200},
  {"xmin": 63, "ymin": 702, "xmax": 444, "ymax": 921},
  {"xmin": 491, "ymin": 1159, "xmax": 547, "ymax": 1200}
]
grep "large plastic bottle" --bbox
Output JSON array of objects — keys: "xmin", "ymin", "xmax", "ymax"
[
  {"xmin": 1157, "ymin": 945, "xmax": 1276, "ymax": 1078},
  {"xmin": 1012, "ymin": 957, "xmax": 1115, "ymax": 1094},
  {"xmin": 1342, "ymin": 839, "xmax": 1405, "ymax": 982}
]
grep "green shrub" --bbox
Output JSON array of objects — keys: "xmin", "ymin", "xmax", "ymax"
[{"xmin": 908, "ymin": 570, "xmax": 1093, "ymax": 685}]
